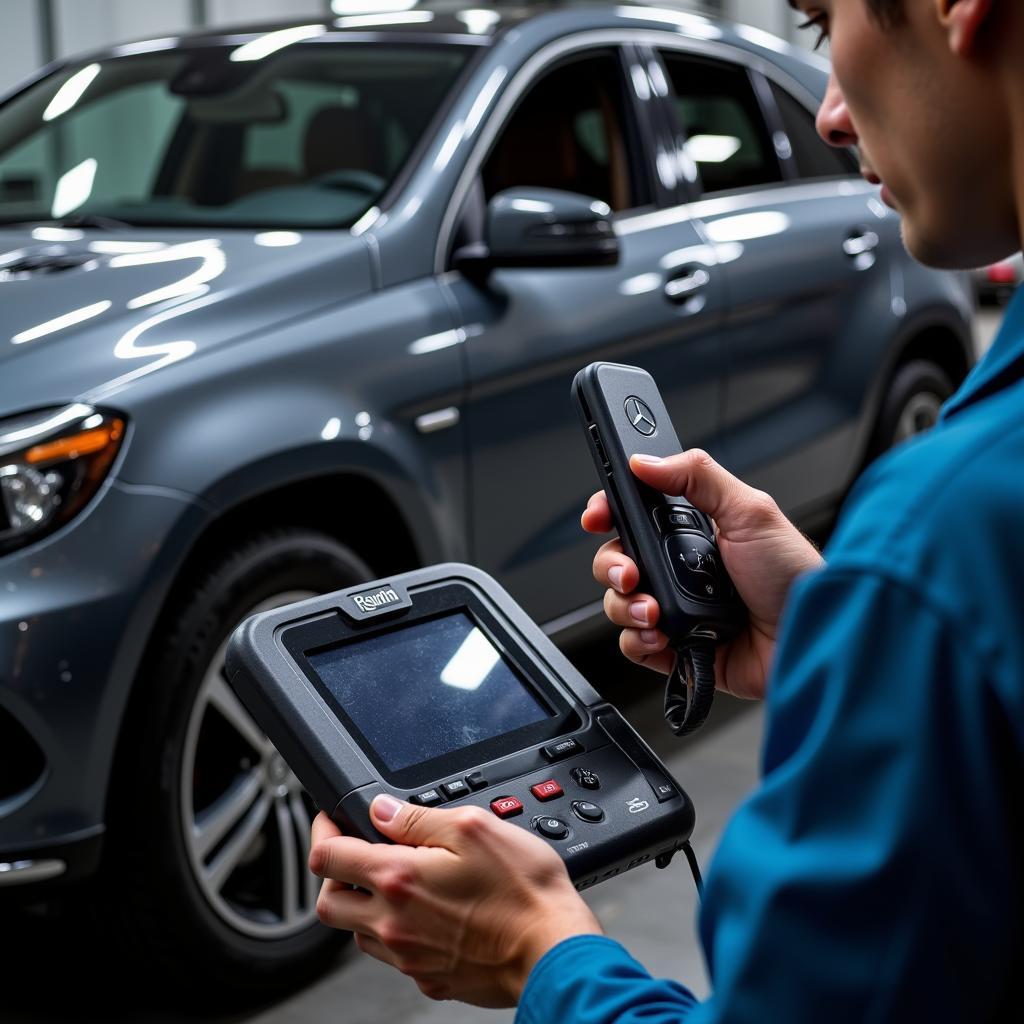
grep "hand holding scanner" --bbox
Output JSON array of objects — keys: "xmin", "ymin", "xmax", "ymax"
[
  {"xmin": 224, "ymin": 564, "xmax": 695, "ymax": 891},
  {"xmin": 572, "ymin": 362, "xmax": 747, "ymax": 735}
]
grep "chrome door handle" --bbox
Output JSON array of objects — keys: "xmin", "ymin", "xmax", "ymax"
[
  {"xmin": 843, "ymin": 230, "xmax": 879, "ymax": 257},
  {"xmin": 664, "ymin": 267, "xmax": 710, "ymax": 302}
]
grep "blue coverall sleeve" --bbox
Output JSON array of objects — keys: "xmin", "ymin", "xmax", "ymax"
[{"xmin": 516, "ymin": 567, "xmax": 1020, "ymax": 1024}]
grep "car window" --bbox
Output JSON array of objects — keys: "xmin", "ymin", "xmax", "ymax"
[
  {"xmin": 481, "ymin": 50, "xmax": 648, "ymax": 213},
  {"xmin": 658, "ymin": 51, "xmax": 782, "ymax": 196},
  {"xmin": 0, "ymin": 45, "xmax": 471, "ymax": 229},
  {"xmin": 768, "ymin": 81, "xmax": 855, "ymax": 180}
]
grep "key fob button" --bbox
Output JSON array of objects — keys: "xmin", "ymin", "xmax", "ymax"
[{"xmin": 665, "ymin": 533, "xmax": 722, "ymax": 600}]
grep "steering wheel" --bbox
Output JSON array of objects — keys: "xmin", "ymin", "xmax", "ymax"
[{"xmin": 311, "ymin": 169, "xmax": 386, "ymax": 196}]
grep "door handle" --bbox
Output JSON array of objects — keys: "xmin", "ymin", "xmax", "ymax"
[
  {"xmin": 843, "ymin": 229, "xmax": 879, "ymax": 257},
  {"xmin": 664, "ymin": 267, "xmax": 710, "ymax": 303}
]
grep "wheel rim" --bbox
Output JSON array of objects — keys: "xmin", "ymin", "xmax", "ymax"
[
  {"xmin": 181, "ymin": 591, "xmax": 321, "ymax": 940},
  {"xmin": 894, "ymin": 391, "xmax": 943, "ymax": 444}
]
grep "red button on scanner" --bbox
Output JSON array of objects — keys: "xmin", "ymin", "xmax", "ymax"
[
  {"xmin": 531, "ymin": 780, "xmax": 564, "ymax": 802},
  {"xmin": 490, "ymin": 796, "xmax": 524, "ymax": 819}
]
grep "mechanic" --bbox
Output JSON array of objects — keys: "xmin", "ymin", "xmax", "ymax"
[{"xmin": 308, "ymin": 0, "xmax": 1024, "ymax": 1018}]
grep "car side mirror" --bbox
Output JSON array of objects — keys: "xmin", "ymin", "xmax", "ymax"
[{"xmin": 454, "ymin": 187, "xmax": 619, "ymax": 278}]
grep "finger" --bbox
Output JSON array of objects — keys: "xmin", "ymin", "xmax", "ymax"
[
  {"xmin": 581, "ymin": 491, "xmax": 613, "ymax": 534},
  {"xmin": 371, "ymin": 795, "xmax": 500, "ymax": 852},
  {"xmin": 629, "ymin": 450, "xmax": 751, "ymax": 524},
  {"xmin": 592, "ymin": 539, "xmax": 639, "ymax": 594},
  {"xmin": 354, "ymin": 931, "xmax": 403, "ymax": 969},
  {"xmin": 312, "ymin": 810, "xmax": 343, "ymax": 846},
  {"xmin": 602, "ymin": 588, "xmax": 660, "ymax": 629},
  {"xmin": 618, "ymin": 629, "xmax": 674, "ymax": 673},
  {"xmin": 316, "ymin": 886, "xmax": 377, "ymax": 933},
  {"xmin": 310, "ymin": 834, "xmax": 410, "ymax": 890}
]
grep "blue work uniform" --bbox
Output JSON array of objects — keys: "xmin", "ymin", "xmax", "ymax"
[{"xmin": 517, "ymin": 288, "xmax": 1024, "ymax": 1023}]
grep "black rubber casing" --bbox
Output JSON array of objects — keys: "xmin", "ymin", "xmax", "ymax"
[
  {"xmin": 572, "ymin": 362, "xmax": 746, "ymax": 646},
  {"xmin": 224, "ymin": 563, "xmax": 694, "ymax": 891}
]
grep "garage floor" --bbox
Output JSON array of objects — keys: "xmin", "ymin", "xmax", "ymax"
[{"xmin": 1, "ymin": 307, "xmax": 1005, "ymax": 1023}]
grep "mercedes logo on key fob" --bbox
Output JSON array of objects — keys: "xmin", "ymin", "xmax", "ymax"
[{"xmin": 624, "ymin": 396, "xmax": 657, "ymax": 436}]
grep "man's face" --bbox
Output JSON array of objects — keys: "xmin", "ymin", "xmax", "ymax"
[{"xmin": 795, "ymin": 0, "xmax": 1017, "ymax": 269}]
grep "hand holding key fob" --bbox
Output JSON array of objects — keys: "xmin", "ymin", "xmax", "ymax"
[{"xmin": 572, "ymin": 362, "xmax": 747, "ymax": 734}]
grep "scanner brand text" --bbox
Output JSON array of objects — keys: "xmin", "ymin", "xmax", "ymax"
[{"xmin": 353, "ymin": 588, "xmax": 400, "ymax": 613}]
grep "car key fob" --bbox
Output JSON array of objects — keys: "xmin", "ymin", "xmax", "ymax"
[{"xmin": 572, "ymin": 361, "xmax": 747, "ymax": 652}]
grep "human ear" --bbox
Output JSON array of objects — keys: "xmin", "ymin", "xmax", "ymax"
[{"xmin": 936, "ymin": 0, "xmax": 995, "ymax": 56}]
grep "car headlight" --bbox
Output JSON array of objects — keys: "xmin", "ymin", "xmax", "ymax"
[{"xmin": 0, "ymin": 404, "xmax": 125, "ymax": 556}]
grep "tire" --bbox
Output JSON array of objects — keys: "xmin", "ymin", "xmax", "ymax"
[
  {"xmin": 103, "ymin": 529, "xmax": 374, "ymax": 1003},
  {"xmin": 867, "ymin": 358, "xmax": 954, "ymax": 460}
]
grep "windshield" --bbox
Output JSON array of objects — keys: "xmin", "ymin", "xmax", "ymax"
[{"xmin": 0, "ymin": 42, "xmax": 470, "ymax": 229}]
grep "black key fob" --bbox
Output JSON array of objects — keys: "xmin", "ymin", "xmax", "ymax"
[{"xmin": 572, "ymin": 361, "xmax": 747, "ymax": 650}]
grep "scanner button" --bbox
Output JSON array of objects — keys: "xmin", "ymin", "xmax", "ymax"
[
  {"xmin": 412, "ymin": 789, "xmax": 443, "ymax": 807},
  {"xmin": 535, "ymin": 817, "xmax": 570, "ymax": 840},
  {"xmin": 531, "ymin": 780, "xmax": 564, "ymax": 802},
  {"xmin": 542, "ymin": 738, "xmax": 582, "ymax": 762},
  {"xmin": 490, "ymin": 796, "xmax": 524, "ymax": 819},
  {"xmin": 572, "ymin": 801, "xmax": 605, "ymax": 823},
  {"xmin": 571, "ymin": 768, "xmax": 601, "ymax": 790},
  {"xmin": 652, "ymin": 780, "xmax": 678, "ymax": 803},
  {"xmin": 465, "ymin": 772, "xmax": 488, "ymax": 791},
  {"xmin": 441, "ymin": 780, "xmax": 470, "ymax": 800}
]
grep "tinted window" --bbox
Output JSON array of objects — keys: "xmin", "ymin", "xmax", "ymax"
[
  {"xmin": 0, "ymin": 45, "xmax": 470, "ymax": 228},
  {"xmin": 769, "ymin": 82, "xmax": 854, "ymax": 180},
  {"xmin": 659, "ymin": 52, "xmax": 782, "ymax": 195},
  {"xmin": 482, "ymin": 51, "xmax": 646, "ymax": 212}
]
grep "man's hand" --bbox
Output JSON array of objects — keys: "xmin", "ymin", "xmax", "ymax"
[
  {"xmin": 310, "ymin": 799, "xmax": 601, "ymax": 1007},
  {"xmin": 583, "ymin": 450, "xmax": 824, "ymax": 701}
]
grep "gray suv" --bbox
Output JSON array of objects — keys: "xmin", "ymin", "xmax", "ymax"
[{"xmin": 0, "ymin": 2, "xmax": 974, "ymax": 995}]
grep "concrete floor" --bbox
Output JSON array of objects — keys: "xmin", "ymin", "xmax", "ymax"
[{"xmin": 0, "ymin": 305, "xmax": 1006, "ymax": 1023}]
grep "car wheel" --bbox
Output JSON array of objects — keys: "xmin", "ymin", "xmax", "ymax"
[
  {"xmin": 105, "ymin": 529, "xmax": 374, "ymax": 1001},
  {"xmin": 869, "ymin": 358, "xmax": 953, "ymax": 458}
]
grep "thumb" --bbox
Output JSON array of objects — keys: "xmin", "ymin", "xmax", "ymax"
[
  {"xmin": 629, "ymin": 449, "xmax": 766, "ymax": 532},
  {"xmin": 370, "ymin": 793, "xmax": 466, "ymax": 848}
]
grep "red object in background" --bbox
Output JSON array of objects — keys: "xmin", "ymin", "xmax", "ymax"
[{"xmin": 987, "ymin": 261, "xmax": 1018, "ymax": 284}]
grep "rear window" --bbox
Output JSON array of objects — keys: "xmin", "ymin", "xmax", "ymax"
[
  {"xmin": 658, "ymin": 51, "xmax": 783, "ymax": 196},
  {"xmin": 769, "ymin": 81, "xmax": 856, "ymax": 180}
]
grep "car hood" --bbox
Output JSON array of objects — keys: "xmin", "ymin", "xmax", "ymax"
[{"xmin": 0, "ymin": 226, "xmax": 373, "ymax": 415}]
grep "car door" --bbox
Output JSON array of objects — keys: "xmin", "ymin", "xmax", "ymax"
[
  {"xmin": 439, "ymin": 43, "xmax": 729, "ymax": 625},
  {"xmin": 652, "ymin": 46, "xmax": 891, "ymax": 519}
]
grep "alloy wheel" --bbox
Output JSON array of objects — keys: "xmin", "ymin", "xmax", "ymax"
[{"xmin": 180, "ymin": 591, "xmax": 320, "ymax": 939}]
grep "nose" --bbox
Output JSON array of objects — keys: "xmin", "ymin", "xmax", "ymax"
[{"xmin": 816, "ymin": 72, "xmax": 858, "ymax": 148}]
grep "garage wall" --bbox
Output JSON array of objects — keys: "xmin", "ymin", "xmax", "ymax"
[{"xmin": 0, "ymin": 0, "xmax": 813, "ymax": 97}]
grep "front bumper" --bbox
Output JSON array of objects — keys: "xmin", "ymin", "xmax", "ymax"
[{"xmin": 0, "ymin": 479, "xmax": 201, "ymax": 880}]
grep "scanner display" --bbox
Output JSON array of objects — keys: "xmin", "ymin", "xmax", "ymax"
[{"xmin": 307, "ymin": 612, "xmax": 549, "ymax": 772}]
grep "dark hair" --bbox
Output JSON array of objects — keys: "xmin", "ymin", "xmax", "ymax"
[{"xmin": 867, "ymin": 0, "xmax": 906, "ymax": 25}]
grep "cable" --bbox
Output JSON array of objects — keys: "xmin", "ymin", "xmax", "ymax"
[
  {"xmin": 663, "ymin": 643, "xmax": 717, "ymax": 737},
  {"xmin": 682, "ymin": 840, "xmax": 704, "ymax": 899}
]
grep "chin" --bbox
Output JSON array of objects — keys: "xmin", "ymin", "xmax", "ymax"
[{"xmin": 899, "ymin": 220, "xmax": 987, "ymax": 271}]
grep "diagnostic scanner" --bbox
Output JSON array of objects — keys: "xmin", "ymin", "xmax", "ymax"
[{"xmin": 225, "ymin": 563, "xmax": 695, "ymax": 891}]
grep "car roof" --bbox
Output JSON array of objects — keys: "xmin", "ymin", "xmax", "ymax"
[
  {"xmin": 23, "ymin": 3, "xmax": 828, "ymax": 107},
  {"xmin": 95, "ymin": 3, "xmax": 825, "ymax": 65}
]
